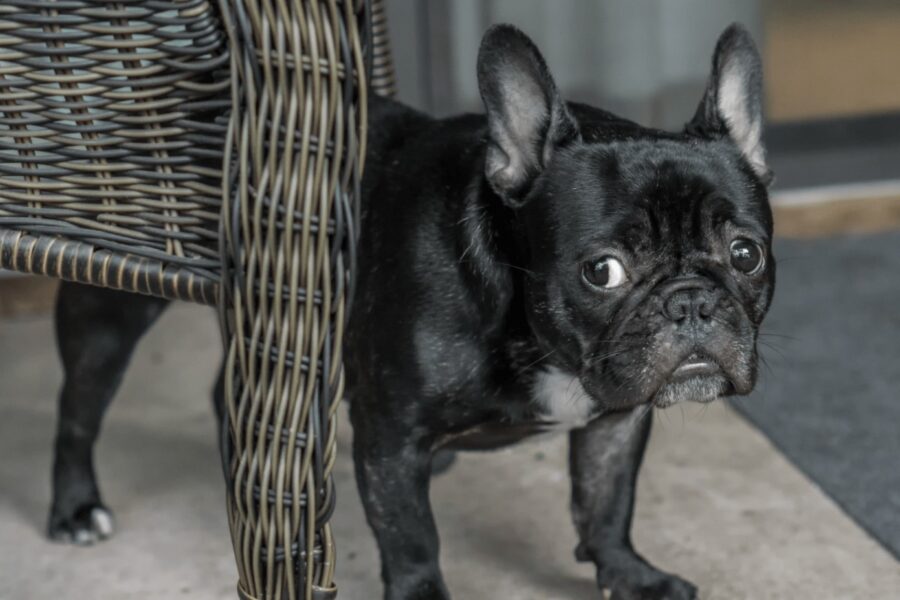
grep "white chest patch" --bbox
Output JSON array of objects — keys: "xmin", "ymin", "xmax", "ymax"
[{"xmin": 532, "ymin": 366, "xmax": 596, "ymax": 429}]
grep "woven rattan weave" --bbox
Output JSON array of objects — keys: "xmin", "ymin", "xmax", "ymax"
[
  {"xmin": 218, "ymin": 0, "xmax": 368, "ymax": 597},
  {"xmin": 0, "ymin": 0, "xmax": 230, "ymax": 287},
  {"xmin": 0, "ymin": 0, "xmax": 389, "ymax": 598}
]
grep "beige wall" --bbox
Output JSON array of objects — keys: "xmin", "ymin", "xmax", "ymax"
[{"xmin": 764, "ymin": 0, "xmax": 900, "ymax": 121}]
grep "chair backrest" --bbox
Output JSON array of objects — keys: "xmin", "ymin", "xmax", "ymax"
[{"xmin": 0, "ymin": 0, "xmax": 230, "ymax": 278}]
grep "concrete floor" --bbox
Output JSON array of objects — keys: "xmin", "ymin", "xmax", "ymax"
[{"xmin": 1, "ymin": 303, "xmax": 898, "ymax": 599}]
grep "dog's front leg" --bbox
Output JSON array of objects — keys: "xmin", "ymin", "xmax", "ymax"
[
  {"xmin": 570, "ymin": 407, "xmax": 697, "ymax": 600},
  {"xmin": 351, "ymin": 407, "xmax": 449, "ymax": 600}
]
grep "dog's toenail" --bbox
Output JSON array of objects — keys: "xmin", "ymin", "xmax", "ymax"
[
  {"xmin": 73, "ymin": 529, "xmax": 96, "ymax": 545},
  {"xmin": 90, "ymin": 508, "xmax": 115, "ymax": 538}
]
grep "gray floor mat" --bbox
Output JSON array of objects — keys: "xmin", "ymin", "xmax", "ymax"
[{"xmin": 730, "ymin": 230, "xmax": 900, "ymax": 557}]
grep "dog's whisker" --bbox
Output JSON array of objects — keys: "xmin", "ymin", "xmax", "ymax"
[
  {"xmin": 758, "ymin": 341, "xmax": 787, "ymax": 363},
  {"xmin": 757, "ymin": 350, "xmax": 776, "ymax": 378},
  {"xmin": 494, "ymin": 261, "xmax": 537, "ymax": 276},
  {"xmin": 517, "ymin": 349, "xmax": 557, "ymax": 373},
  {"xmin": 759, "ymin": 331, "xmax": 797, "ymax": 341},
  {"xmin": 585, "ymin": 348, "xmax": 631, "ymax": 363}
]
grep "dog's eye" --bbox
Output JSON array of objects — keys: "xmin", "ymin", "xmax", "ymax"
[
  {"xmin": 582, "ymin": 257, "xmax": 628, "ymax": 289},
  {"xmin": 730, "ymin": 239, "xmax": 764, "ymax": 274}
]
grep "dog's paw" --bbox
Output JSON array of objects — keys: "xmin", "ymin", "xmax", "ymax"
[
  {"xmin": 598, "ymin": 571, "xmax": 698, "ymax": 600},
  {"xmin": 48, "ymin": 504, "xmax": 116, "ymax": 546}
]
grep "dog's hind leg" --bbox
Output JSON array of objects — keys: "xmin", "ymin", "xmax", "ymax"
[
  {"xmin": 350, "ymin": 400, "xmax": 450, "ymax": 600},
  {"xmin": 48, "ymin": 282, "xmax": 168, "ymax": 545}
]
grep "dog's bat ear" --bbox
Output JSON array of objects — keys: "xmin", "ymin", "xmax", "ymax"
[
  {"xmin": 688, "ymin": 24, "xmax": 772, "ymax": 185},
  {"xmin": 478, "ymin": 25, "xmax": 580, "ymax": 206}
]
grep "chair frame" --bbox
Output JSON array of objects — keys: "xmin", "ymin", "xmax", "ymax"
[{"xmin": 0, "ymin": 1, "xmax": 396, "ymax": 597}]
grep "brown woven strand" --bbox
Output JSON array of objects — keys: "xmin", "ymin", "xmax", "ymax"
[
  {"xmin": 0, "ymin": 0, "xmax": 230, "ymax": 276},
  {"xmin": 0, "ymin": 227, "xmax": 217, "ymax": 302},
  {"xmin": 217, "ymin": 0, "xmax": 367, "ymax": 598}
]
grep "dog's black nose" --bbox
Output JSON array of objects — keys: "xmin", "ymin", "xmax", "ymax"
[{"xmin": 663, "ymin": 286, "xmax": 719, "ymax": 323}]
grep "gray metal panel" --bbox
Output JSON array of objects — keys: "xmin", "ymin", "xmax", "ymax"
[{"xmin": 385, "ymin": 0, "xmax": 763, "ymax": 128}]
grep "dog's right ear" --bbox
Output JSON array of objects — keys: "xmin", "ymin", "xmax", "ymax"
[{"xmin": 478, "ymin": 25, "xmax": 580, "ymax": 207}]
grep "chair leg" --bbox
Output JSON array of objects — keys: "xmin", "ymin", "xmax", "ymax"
[{"xmin": 216, "ymin": 1, "xmax": 368, "ymax": 597}]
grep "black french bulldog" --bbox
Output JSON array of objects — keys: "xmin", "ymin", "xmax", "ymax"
[
  {"xmin": 47, "ymin": 22, "xmax": 774, "ymax": 600},
  {"xmin": 347, "ymin": 24, "xmax": 774, "ymax": 600}
]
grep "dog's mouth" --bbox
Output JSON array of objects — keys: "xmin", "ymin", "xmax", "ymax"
[
  {"xmin": 581, "ymin": 322, "xmax": 758, "ymax": 411},
  {"xmin": 652, "ymin": 352, "xmax": 736, "ymax": 408},
  {"xmin": 671, "ymin": 352, "xmax": 722, "ymax": 379}
]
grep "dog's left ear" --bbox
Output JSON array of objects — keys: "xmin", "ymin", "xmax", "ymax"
[
  {"xmin": 478, "ymin": 25, "xmax": 580, "ymax": 206},
  {"xmin": 688, "ymin": 24, "xmax": 772, "ymax": 185}
]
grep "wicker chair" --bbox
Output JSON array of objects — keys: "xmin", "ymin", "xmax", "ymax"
[{"xmin": 0, "ymin": 1, "xmax": 395, "ymax": 598}]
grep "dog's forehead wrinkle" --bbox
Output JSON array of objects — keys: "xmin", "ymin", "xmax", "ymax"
[{"xmin": 602, "ymin": 142, "xmax": 748, "ymax": 202}]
